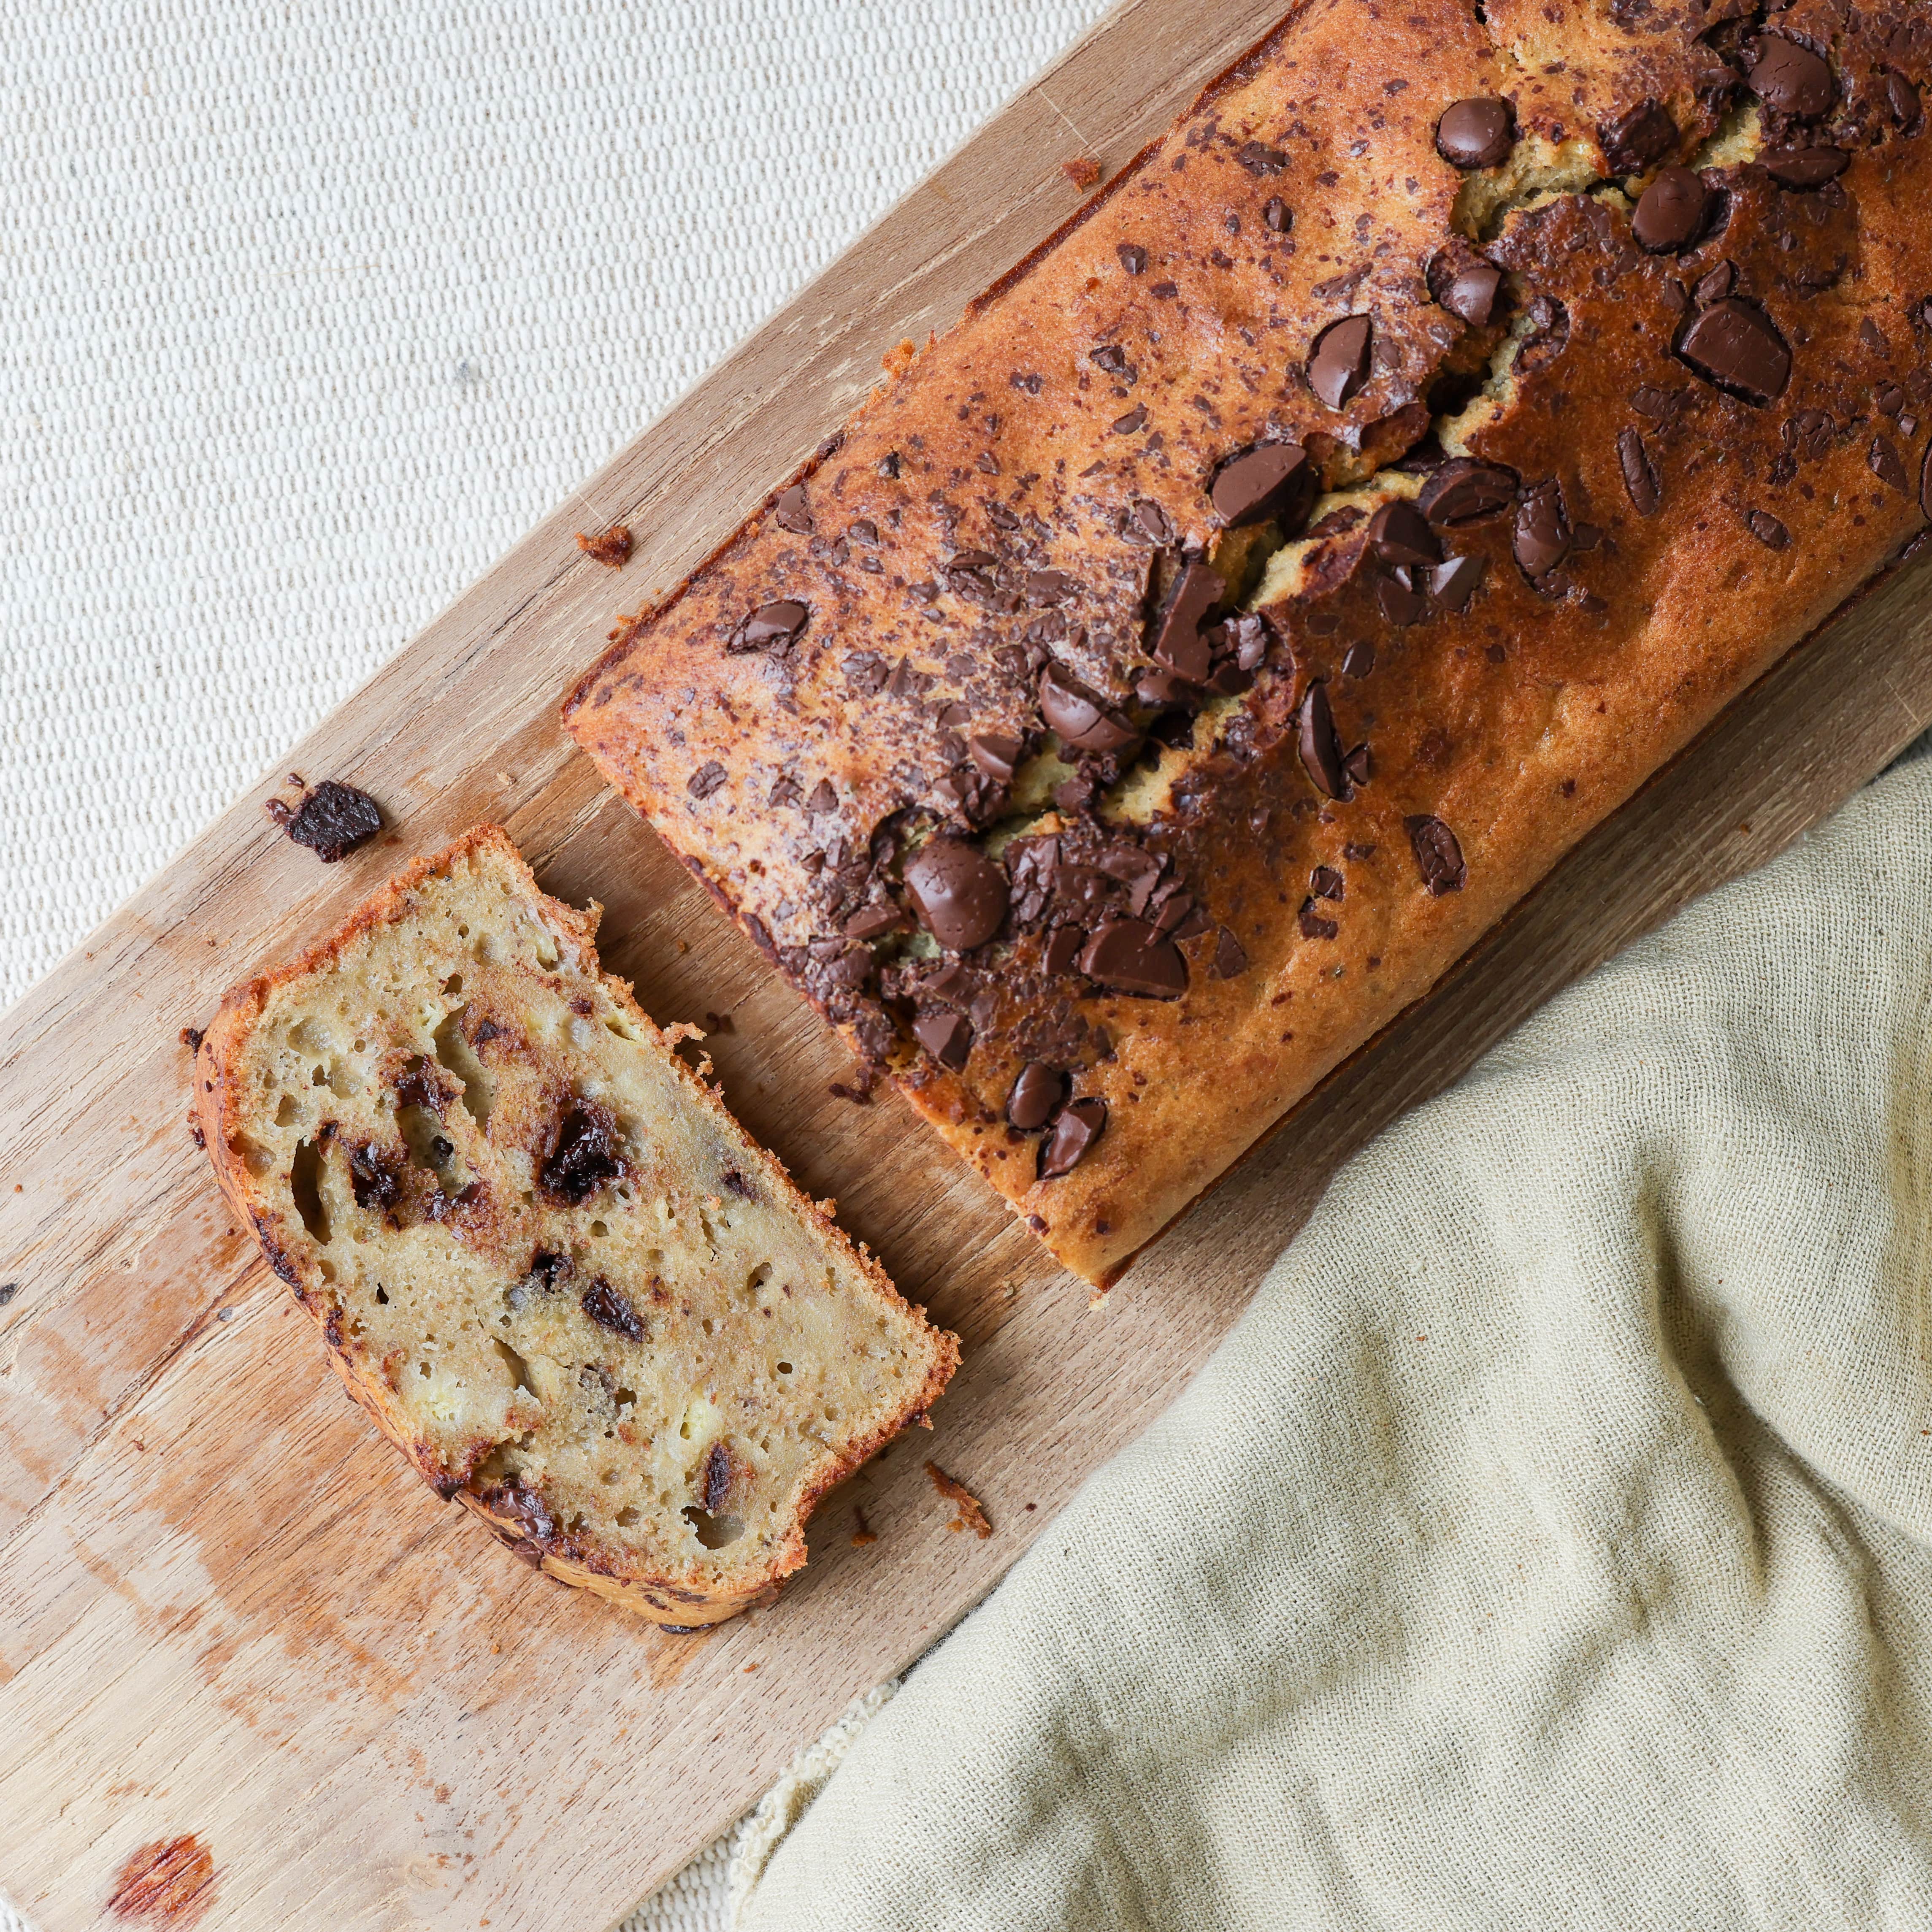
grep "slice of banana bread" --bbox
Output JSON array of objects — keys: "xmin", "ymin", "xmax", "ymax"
[{"xmin": 194, "ymin": 825, "xmax": 957, "ymax": 1628}]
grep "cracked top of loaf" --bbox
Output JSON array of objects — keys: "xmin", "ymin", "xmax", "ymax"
[{"xmin": 566, "ymin": 0, "xmax": 1932, "ymax": 1286}]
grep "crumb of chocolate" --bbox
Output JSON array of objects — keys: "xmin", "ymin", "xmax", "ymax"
[
  {"xmin": 576, "ymin": 523, "xmax": 634, "ymax": 568},
  {"xmin": 851, "ymin": 1506, "xmax": 879, "ymax": 1547},
  {"xmin": 1061, "ymin": 156, "xmax": 1101, "ymax": 189},
  {"xmin": 925, "ymin": 1461, "xmax": 992, "ymax": 1538},
  {"xmin": 188, "ymin": 1117, "xmax": 206, "ymax": 1148},
  {"xmin": 829, "ymin": 1079, "xmax": 874, "ymax": 1106},
  {"xmin": 0, "ymin": 1283, "xmax": 18, "ymax": 1309},
  {"xmin": 283, "ymin": 779, "xmax": 384, "ymax": 863},
  {"xmin": 179, "ymin": 1025, "xmax": 204, "ymax": 1052}
]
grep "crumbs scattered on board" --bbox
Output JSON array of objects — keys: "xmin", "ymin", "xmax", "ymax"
[{"xmin": 925, "ymin": 1462, "xmax": 991, "ymax": 1539}]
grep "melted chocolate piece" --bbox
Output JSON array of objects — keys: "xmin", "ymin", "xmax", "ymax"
[
  {"xmin": 1151, "ymin": 561, "xmax": 1226, "ymax": 682},
  {"xmin": 1209, "ymin": 927, "xmax": 1249, "ymax": 979},
  {"xmin": 1425, "ymin": 555, "xmax": 1485, "ymax": 610},
  {"xmin": 904, "ymin": 837, "xmax": 1009, "ymax": 951},
  {"xmin": 581, "ymin": 1276, "xmax": 646, "ymax": 1342},
  {"xmin": 968, "ymin": 732, "xmax": 1024, "ymax": 782},
  {"xmin": 1405, "ymin": 815, "xmax": 1467, "ymax": 894},
  {"xmin": 730, "ymin": 599, "xmax": 809, "ymax": 654},
  {"xmin": 1210, "ymin": 441, "xmax": 1316, "ymax": 529},
  {"xmin": 1513, "ymin": 480, "xmax": 1572, "ymax": 579},
  {"xmin": 1617, "ymin": 428, "xmax": 1661, "ymax": 515},
  {"xmin": 1418, "ymin": 460, "xmax": 1518, "ymax": 524},
  {"xmin": 1745, "ymin": 33, "xmax": 1835, "ymax": 119},
  {"xmin": 1676, "ymin": 299, "xmax": 1791, "ymax": 406},
  {"xmin": 1632, "ymin": 168, "xmax": 1709, "ymax": 253},
  {"xmin": 1441, "ymin": 262, "xmax": 1503, "ymax": 327},
  {"xmin": 539, "ymin": 1100, "xmax": 625, "ymax": 1204},
  {"xmin": 1435, "ymin": 97, "xmax": 1515, "ymax": 168},
  {"xmin": 348, "ymin": 1143, "xmax": 403, "ymax": 1212},
  {"xmin": 774, "ymin": 484, "xmax": 813, "ymax": 534},
  {"xmin": 1039, "ymin": 1097, "xmax": 1106, "ymax": 1179},
  {"xmin": 1007, "ymin": 1061, "xmax": 1066, "ymax": 1131},
  {"xmin": 1039, "ymin": 663, "xmax": 1139, "ymax": 752},
  {"xmin": 912, "ymin": 1007, "xmax": 974, "ymax": 1069},
  {"xmin": 1600, "ymin": 98, "xmax": 1675, "ymax": 174},
  {"xmin": 1762, "ymin": 146, "xmax": 1848, "ymax": 188},
  {"xmin": 285, "ymin": 781, "xmax": 383, "ymax": 864},
  {"xmin": 1076, "ymin": 919, "xmax": 1188, "ymax": 998},
  {"xmin": 1296, "ymin": 681, "xmax": 1349, "ymax": 799},
  {"xmin": 1307, "ymin": 315, "xmax": 1373, "ymax": 409}
]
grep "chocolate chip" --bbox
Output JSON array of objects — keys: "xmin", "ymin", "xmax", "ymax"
[
  {"xmin": 1376, "ymin": 573, "xmax": 1429, "ymax": 627},
  {"xmin": 804, "ymin": 778, "xmax": 837, "ymax": 816},
  {"xmin": 348, "ymin": 1144, "xmax": 403, "ymax": 1212},
  {"xmin": 1442, "ymin": 263, "xmax": 1504, "ymax": 327},
  {"xmin": 1617, "ymin": 428, "xmax": 1661, "ymax": 515},
  {"xmin": 1600, "ymin": 98, "xmax": 1676, "ymax": 173},
  {"xmin": 1210, "ymin": 441, "xmax": 1316, "ymax": 531},
  {"xmin": 1425, "ymin": 555, "xmax": 1485, "ymax": 610},
  {"xmin": 774, "ymin": 484, "xmax": 812, "ymax": 534},
  {"xmin": 1512, "ymin": 479, "xmax": 1572, "ymax": 578},
  {"xmin": 1762, "ymin": 146, "xmax": 1848, "ymax": 188},
  {"xmin": 1888, "ymin": 70, "xmax": 1923, "ymax": 130},
  {"xmin": 1870, "ymin": 436, "xmax": 1910, "ymax": 492},
  {"xmin": 283, "ymin": 780, "xmax": 383, "ymax": 863},
  {"xmin": 1676, "ymin": 299, "xmax": 1791, "ymax": 405},
  {"xmin": 844, "ymin": 904, "xmax": 903, "ymax": 941},
  {"xmin": 1342, "ymin": 641, "xmax": 1376, "ymax": 678},
  {"xmin": 912, "ymin": 1007, "xmax": 973, "ymax": 1069},
  {"xmin": 878, "ymin": 451, "xmax": 901, "ymax": 478},
  {"xmin": 969, "ymin": 733, "xmax": 1024, "ymax": 782},
  {"xmin": 1694, "ymin": 262, "xmax": 1735, "ymax": 305},
  {"xmin": 1418, "ymin": 459, "xmax": 1518, "ymax": 524},
  {"xmin": 1151, "ymin": 561, "xmax": 1226, "ymax": 681},
  {"xmin": 541, "ymin": 1101, "xmax": 625, "ymax": 1205},
  {"xmin": 581, "ymin": 1277, "xmax": 645, "ymax": 1343},
  {"xmin": 1039, "ymin": 1097, "xmax": 1106, "ymax": 1179},
  {"xmin": 1007, "ymin": 1061, "xmax": 1066, "ymax": 1131},
  {"xmin": 1632, "ymin": 167, "xmax": 1709, "ymax": 252},
  {"xmin": 1435, "ymin": 98, "xmax": 1515, "ymax": 169},
  {"xmin": 1039, "ymin": 663, "xmax": 1139, "ymax": 753},
  {"xmin": 1746, "ymin": 509, "xmax": 1791, "ymax": 549},
  {"xmin": 1297, "ymin": 681, "xmax": 1349, "ymax": 799},
  {"xmin": 1298, "ymin": 898, "xmax": 1339, "ymax": 940},
  {"xmin": 1043, "ymin": 925, "xmax": 1085, "ymax": 974},
  {"xmin": 1237, "ymin": 139, "xmax": 1288, "ymax": 176},
  {"xmin": 730, "ymin": 599, "xmax": 809, "ymax": 653},
  {"xmin": 1405, "ymin": 815, "xmax": 1467, "ymax": 894},
  {"xmin": 1310, "ymin": 865, "xmax": 1345, "ymax": 900},
  {"xmin": 1026, "ymin": 569, "xmax": 1075, "ymax": 605},
  {"xmin": 1077, "ymin": 918, "xmax": 1188, "ymax": 998},
  {"xmin": 1209, "ymin": 927, "xmax": 1249, "ymax": 979},
  {"xmin": 1090, "ymin": 342, "xmax": 1131, "ymax": 376},
  {"xmin": 1746, "ymin": 33, "xmax": 1835, "ymax": 119},
  {"xmin": 1308, "ymin": 315, "xmax": 1373, "ymax": 409},
  {"xmin": 1367, "ymin": 499, "xmax": 1441, "ymax": 566},
  {"xmin": 1343, "ymin": 743, "xmax": 1373, "ymax": 787},
  {"xmin": 0, "ymin": 1283, "xmax": 17, "ymax": 1309},
  {"xmin": 904, "ymin": 838, "xmax": 1009, "ymax": 951},
  {"xmin": 1112, "ymin": 404, "xmax": 1148, "ymax": 434},
  {"xmin": 1264, "ymin": 197, "xmax": 1291, "ymax": 233}
]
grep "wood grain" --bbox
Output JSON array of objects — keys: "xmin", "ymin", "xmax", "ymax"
[{"xmin": 3, "ymin": 0, "xmax": 1929, "ymax": 1924}]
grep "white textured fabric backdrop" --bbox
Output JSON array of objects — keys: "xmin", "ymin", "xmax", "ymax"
[{"xmin": 0, "ymin": 2, "xmax": 1114, "ymax": 1925}]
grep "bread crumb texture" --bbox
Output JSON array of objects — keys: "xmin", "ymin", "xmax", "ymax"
[{"xmin": 197, "ymin": 827, "xmax": 956, "ymax": 1626}]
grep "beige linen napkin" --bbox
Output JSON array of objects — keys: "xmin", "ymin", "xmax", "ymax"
[{"xmin": 736, "ymin": 742, "xmax": 1932, "ymax": 1930}]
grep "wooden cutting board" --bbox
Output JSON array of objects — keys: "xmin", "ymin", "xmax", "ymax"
[{"xmin": 5, "ymin": 0, "xmax": 1932, "ymax": 1923}]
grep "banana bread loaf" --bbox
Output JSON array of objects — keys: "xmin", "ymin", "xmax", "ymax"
[
  {"xmin": 195, "ymin": 827, "xmax": 957, "ymax": 1626},
  {"xmin": 566, "ymin": 0, "xmax": 1932, "ymax": 1286}
]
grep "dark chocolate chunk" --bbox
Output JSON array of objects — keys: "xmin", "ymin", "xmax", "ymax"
[
  {"xmin": 1264, "ymin": 197, "xmax": 1291, "ymax": 233},
  {"xmin": 1039, "ymin": 1097, "xmax": 1106, "ymax": 1179},
  {"xmin": 1043, "ymin": 925, "xmax": 1086, "ymax": 975},
  {"xmin": 1513, "ymin": 479, "xmax": 1572, "ymax": 579},
  {"xmin": 1211, "ymin": 441, "xmax": 1316, "ymax": 530},
  {"xmin": 1311, "ymin": 865, "xmax": 1344, "ymax": 900},
  {"xmin": 1745, "ymin": 34, "xmax": 1835, "ymax": 119},
  {"xmin": 1342, "ymin": 641, "xmax": 1376, "ymax": 678},
  {"xmin": 1676, "ymin": 299, "xmax": 1791, "ymax": 405},
  {"xmin": 1376, "ymin": 573, "xmax": 1429, "ymax": 628},
  {"xmin": 541, "ymin": 1101, "xmax": 625, "ymax": 1204},
  {"xmin": 1404, "ymin": 814, "xmax": 1467, "ymax": 894},
  {"xmin": 969, "ymin": 733, "xmax": 1024, "ymax": 782},
  {"xmin": 1435, "ymin": 98, "xmax": 1515, "ymax": 169},
  {"xmin": 285, "ymin": 780, "xmax": 382, "ymax": 863},
  {"xmin": 1126, "ymin": 498, "xmax": 1175, "ymax": 546},
  {"xmin": 912, "ymin": 1007, "xmax": 974, "ymax": 1070},
  {"xmin": 1746, "ymin": 509, "xmax": 1791, "ymax": 549},
  {"xmin": 878, "ymin": 450, "xmax": 901, "ymax": 478},
  {"xmin": 806, "ymin": 777, "xmax": 838, "ymax": 815},
  {"xmin": 1007, "ymin": 1061, "xmax": 1066, "ymax": 1131},
  {"xmin": 1298, "ymin": 898, "xmax": 1339, "ymax": 940},
  {"xmin": 348, "ymin": 1143, "xmax": 403, "ymax": 1212},
  {"xmin": 1112, "ymin": 404, "xmax": 1149, "ymax": 435},
  {"xmin": 700, "ymin": 1440, "xmax": 733, "ymax": 1512},
  {"xmin": 1026, "ymin": 569, "xmax": 1076, "ymax": 604},
  {"xmin": 1617, "ymin": 428, "xmax": 1661, "ymax": 515},
  {"xmin": 1600, "ymin": 98, "xmax": 1675, "ymax": 174},
  {"xmin": 687, "ymin": 761, "xmax": 728, "ymax": 800},
  {"xmin": 1367, "ymin": 499, "xmax": 1441, "ymax": 566},
  {"xmin": 1343, "ymin": 743, "xmax": 1373, "ymax": 787},
  {"xmin": 1151, "ymin": 561, "xmax": 1226, "ymax": 681},
  {"xmin": 774, "ymin": 484, "xmax": 813, "ymax": 534},
  {"xmin": 581, "ymin": 1277, "xmax": 645, "ymax": 1343},
  {"xmin": 1870, "ymin": 436, "xmax": 1910, "ymax": 492},
  {"xmin": 1039, "ymin": 663, "xmax": 1139, "ymax": 753},
  {"xmin": 1442, "ymin": 262, "xmax": 1504, "ymax": 327},
  {"xmin": 0, "ymin": 1283, "xmax": 17, "ymax": 1309},
  {"xmin": 1888, "ymin": 70, "xmax": 1923, "ymax": 131},
  {"xmin": 1308, "ymin": 315, "xmax": 1373, "ymax": 409},
  {"xmin": 730, "ymin": 599, "xmax": 809, "ymax": 653},
  {"xmin": 844, "ymin": 903, "xmax": 903, "ymax": 941},
  {"xmin": 1694, "ymin": 261, "xmax": 1735, "ymax": 305},
  {"xmin": 1632, "ymin": 167, "xmax": 1709, "ymax": 252},
  {"xmin": 1762, "ymin": 146, "xmax": 1848, "ymax": 188},
  {"xmin": 1077, "ymin": 919, "xmax": 1188, "ymax": 998},
  {"xmin": 1425, "ymin": 555, "xmax": 1485, "ymax": 610},
  {"xmin": 1238, "ymin": 139, "xmax": 1288, "ymax": 176},
  {"xmin": 1297, "ymin": 681, "xmax": 1349, "ymax": 799},
  {"xmin": 1118, "ymin": 243, "xmax": 1148, "ymax": 275},
  {"xmin": 1209, "ymin": 927, "xmax": 1249, "ymax": 979},
  {"xmin": 1418, "ymin": 460, "xmax": 1518, "ymax": 524},
  {"xmin": 904, "ymin": 837, "xmax": 1009, "ymax": 951}
]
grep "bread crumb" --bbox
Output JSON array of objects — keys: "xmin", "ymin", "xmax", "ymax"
[
  {"xmin": 1061, "ymin": 156, "xmax": 1101, "ymax": 188},
  {"xmin": 925, "ymin": 1461, "xmax": 992, "ymax": 1539},
  {"xmin": 851, "ymin": 1507, "xmax": 878, "ymax": 1548},
  {"xmin": 576, "ymin": 524, "xmax": 633, "ymax": 568}
]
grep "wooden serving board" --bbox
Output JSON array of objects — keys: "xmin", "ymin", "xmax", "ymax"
[{"xmin": 5, "ymin": 0, "xmax": 1932, "ymax": 1924}]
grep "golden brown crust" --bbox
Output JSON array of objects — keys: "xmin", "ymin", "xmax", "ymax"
[
  {"xmin": 566, "ymin": 2, "xmax": 1932, "ymax": 1285},
  {"xmin": 195, "ymin": 825, "xmax": 958, "ymax": 1627}
]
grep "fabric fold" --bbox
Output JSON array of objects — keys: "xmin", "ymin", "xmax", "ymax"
[{"xmin": 738, "ymin": 744, "xmax": 1932, "ymax": 1932}]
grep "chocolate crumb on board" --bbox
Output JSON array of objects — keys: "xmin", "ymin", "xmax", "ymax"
[
  {"xmin": 576, "ymin": 523, "xmax": 634, "ymax": 568},
  {"xmin": 179, "ymin": 1025, "xmax": 204, "ymax": 1052},
  {"xmin": 851, "ymin": 1506, "xmax": 879, "ymax": 1547},
  {"xmin": 0, "ymin": 1283, "xmax": 19, "ymax": 1309},
  {"xmin": 926, "ymin": 1460, "xmax": 993, "ymax": 1539},
  {"xmin": 1061, "ymin": 155, "xmax": 1101, "ymax": 188},
  {"xmin": 268, "ymin": 779, "xmax": 385, "ymax": 863}
]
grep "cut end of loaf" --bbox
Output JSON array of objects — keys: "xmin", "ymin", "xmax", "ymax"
[{"xmin": 195, "ymin": 825, "xmax": 957, "ymax": 1626}]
